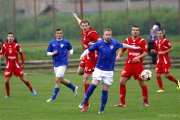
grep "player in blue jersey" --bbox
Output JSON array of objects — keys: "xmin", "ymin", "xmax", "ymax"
[
  {"xmin": 46, "ymin": 28, "xmax": 78, "ymax": 102},
  {"xmin": 79, "ymin": 29, "xmax": 141, "ymax": 114}
]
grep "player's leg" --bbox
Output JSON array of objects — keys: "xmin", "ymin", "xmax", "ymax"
[
  {"xmin": 156, "ymin": 64, "xmax": 164, "ymax": 92},
  {"xmin": 47, "ymin": 76, "xmax": 61, "ymax": 102},
  {"xmin": 46, "ymin": 66, "xmax": 64, "ymax": 102},
  {"xmin": 163, "ymin": 64, "xmax": 179, "ymax": 89},
  {"xmin": 81, "ymin": 79, "xmax": 99, "ymax": 112},
  {"xmin": 61, "ymin": 78, "xmax": 78, "ymax": 98},
  {"xmin": 19, "ymin": 75, "xmax": 36, "ymax": 96},
  {"xmin": 138, "ymin": 80, "xmax": 149, "ymax": 106},
  {"xmin": 77, "ymin": 60, "xmax": 85, "ymax": 75},
  {"xmin": 99, "ymin": 71, "xmax": 112, "ymax": 113},
  {"xmin": 4, "ymin": 69, "xmax": 12, "ymax": 98},
  {"xmin": 4, "ymin": 77, "xmax": 11, "ymax": 98}
]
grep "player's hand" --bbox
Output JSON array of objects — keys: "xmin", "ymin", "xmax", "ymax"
[
  {"xmin": 151, "ymin": 49, "xmax": 156, "ymax": 53},
  {"xmin": 88, "ymin": 41, "xmax": 95, "ymax": 46},
  {"xmin": 80, "ymin": 54, "xmax": 84, "ymax": 60},
  {"xmin": 132, "ymin": 56, "xmax": 140, "ymax": 63},
  {"xmin": 158, "ymin": 51, "xmax": 165, "ymax": 55},
  {"xmin": 116, "ymin": 56, "xmax": 121, "ymax": 61},
  {"xmin": 53, "ymin": 50, "xmax": 58, "ymax": 55},
  {"xmin": 72, "ymin": 12, "xmax": 77, "ymax": 18},
  {"xmin": 21, "ymin": 64, "xmax": 24, "ymax": 68}
]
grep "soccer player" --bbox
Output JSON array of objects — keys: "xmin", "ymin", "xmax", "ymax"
[
  {"xmin": 114, "ymin": 26, "xmax": 149, "ymax": 107},
  {"xmin": 152, "ymin": 28, "xmax": 180, "ymax": 92},
  {"xmin": 79, "ymin": 29, "xmax": 141, "ymax": 114},
  {"xmin": 73, "ymin": 13, "xmax": 100, "ymax": 108},
  {"xmin": 0, "ymin": 32, "xmax": 36, "ymax": 98},
  {"xmin": 46, "ymin": 28, "xmax": 78, "ymax": 102}
]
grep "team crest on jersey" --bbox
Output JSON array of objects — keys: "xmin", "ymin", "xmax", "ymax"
[
  {"xmin": 110, "ymin": 45, "xmax": 114, "ymax": 49},
  {"xmin": 60, "ymin": 44, "xmax": 64, "ymax": 48}
]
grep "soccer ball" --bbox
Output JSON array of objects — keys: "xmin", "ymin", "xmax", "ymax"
[{"xmin": 140, "ymin": 69, "xmax": 152, "ymax": 81}]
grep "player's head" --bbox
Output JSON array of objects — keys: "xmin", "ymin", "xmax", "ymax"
[
  {"xmin": 55, "ymin": 28, "xmax": 63, "ymax": 40},
  {"xmin": 7, "ymin": 32, "xmax": 14, "ymax": 44},
  {"xmin": 157, "ymin": 28, "xmax": 164, "ymax": 39},
  {"xmin": 103, "ymin": 28, "xmax": 112, "ymax": 42},
  {"xmin": 80, "ymin": 19, "xmax": 90, "ymax": 33},
  {"xmin": 131, "ymin": 26, "xmax": 140, "ymax": 38}
]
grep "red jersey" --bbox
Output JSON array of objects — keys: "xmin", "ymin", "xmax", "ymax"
[
  {"xmin": 81, "ymin": 27, "xmax": 99, "ymax": 60},
  {"xmin": 154, "ymin": 38, "xmax": 172, "ymax": 64},
  {"xmin": 122, "ymin": 37, "xmax": 147, "ymax": 64},
  {"xmin": 0, "ymin": 42, "xmax": 24, "ymax": 69}
]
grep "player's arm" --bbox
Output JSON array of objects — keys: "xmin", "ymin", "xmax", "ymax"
[
  {"xmin": 72, "ymin": 12, "xmax": 81, "ymax": 26},
  {"xmin": 19, "ymin": 51, "xmax": 25, "ymax": 68},
  {"xmin": 116, "ymin": 48, "xmax": 126, "ymax": 61},
  {"xmin": 158, "ymin": 47, "xmax": 172, "ymax": 55},
  {"xmin": 47, "ymin": 43, "xmax": 57, "ymax": 56},
  {"xmin": 122, "ymin": 43, "xmax": 141, "ymax": 49}
]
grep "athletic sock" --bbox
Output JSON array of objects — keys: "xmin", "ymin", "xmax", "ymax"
[
  {"xmin": 52, "ymin": 88, "xmax": 60, "ymax": 100},
  {"xmin": 141, "ymin": 85, "xmax": 148, "ymax": 104},
  {"xmin": 100, "ymin": 90, "xmax": 108, "ymax": 112},
  {"xmin": 5, "ymin": 82, "xmax": 10, "ymax": 96},
  {"xmin": 156, "ymin": 76, "xmax": 164, "ymax": 90},
  {"xmin": 82, "ymin": 84, "xmax": 96, "ymax": 105},
  {"xmin": 167, "ymin": 75, "xmax": 178, "ymax": 84},
  {"xmin": 120, "ymin": 84, "xmax": 126, "ymax": 104},
  {"xmin": 84, "ymin": 83, "xmax": 90, "ymax": 93},
  {"xmin": 25, "ymin": 81, "xmax": 33, "ymax": 92},
  {"xmin": 67, "ymin": 82, "xmax": 76, "ymax": 92}
]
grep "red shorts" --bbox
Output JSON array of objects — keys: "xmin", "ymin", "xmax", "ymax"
[
  {"xmin": 156, "ymin": 63, "xmax": 170, "ymax": 74},
  {"xmin": 121, "ymin": 63, "xmax": 144, "ymax": 80},
  {"xmin": 79, "ymin": 58, "xmax": 97, "ymax": 74},
  {"xmin": 5, "ymin": 68, "xmax": 24, "ymax": 78}
]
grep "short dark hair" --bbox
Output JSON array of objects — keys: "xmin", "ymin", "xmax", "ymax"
[
  {"xmin": 56, "ymin": 28, "xmax": 62, "ymax": 32},
  {"xmin": 157, "ymin": 28, "xmax": 164, "ymax": 33}
]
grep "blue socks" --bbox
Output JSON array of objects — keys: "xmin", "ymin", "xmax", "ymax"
[
  {"xmin": 52, "ymin": 88, "xmax": 60, "ymax": 100},
  {"xmin": 67, "ymin": 82, "xmax": 76, "ymax": 92},
  {"xmin": 100, "ymin": 90, "xmax": 108, "ymax": 112},
  {"xmin": 82, "ymin": 84, "xmax": 97, "ymax": 105}
]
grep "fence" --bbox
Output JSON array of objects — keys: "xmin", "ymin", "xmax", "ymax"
[{"xmin": 0, "ymin": 0, "xmax": 180, "ymax": 42}]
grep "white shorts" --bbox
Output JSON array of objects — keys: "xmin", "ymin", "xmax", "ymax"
[
  {"xmin": 54, "ymin": 66, "xmax": 66, "ymax": 77},
  {"xmin": 92, "ymin": 68, "xmax": 114, "ymax": 86}
]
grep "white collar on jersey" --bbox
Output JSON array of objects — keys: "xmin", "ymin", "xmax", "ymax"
[{"xmin": 56, "ymin": 38, "xmax": 63, "ymax": 41}]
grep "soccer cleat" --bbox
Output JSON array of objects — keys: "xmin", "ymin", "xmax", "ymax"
[
  {"xmin": 143, "ymin": 103, "xmax": 149, "ymax": 107},
  {"xmin": 79, "ymin": 103, "xmax": 83, "ymax": 109},
  {"xmin": 4, "ymin": 96, "xmax": 11, "ymax": 99},
  {"xmin": 114, "ymin": 103, "xmax": 127, "ymax": 107},
  {"xmin": 32, "ymin": 89, "xmax": 37, "ymax": 96},
  {"xmin": 156, "ymin": 89, "xmax": 164, "ymax": 93},
  {"xmin": 177, "ymin": 80, "xmax": 180, "ymax": 90},
  {"xmin": 80, "ymin": 105, "xmax": 90, "ymax": 112},
  {"xmin": 73, "ymin": 86, "xmax": 78, "ymax": 98},
  {"xmin": 98, "ymin": 111, "xmax": 104, "ymax": 114},
  {"xmin": 46, "ymin": 98, "xmax": 55, "ymax": 103}
]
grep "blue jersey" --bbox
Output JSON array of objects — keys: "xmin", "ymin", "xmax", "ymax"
[
  {"xmin": 88, "ymin": 39, "xmax": 123, "ymax": 71},
  {"xmin": 47, "ymin": 38, "xmax": 72, "ymax": 67}
]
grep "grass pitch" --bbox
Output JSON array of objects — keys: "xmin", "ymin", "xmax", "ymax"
[{"xmin": 0, "ymin": 69, "xmax": 180, "ymax": 120}]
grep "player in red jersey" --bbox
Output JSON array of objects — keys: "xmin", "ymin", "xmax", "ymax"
[
  {"xmin": 73, "ymin": 13, "xmax": 100, "ymax": 108},
  {"xmin": 114, "ymin": 26, "xmax": 149, "ymax": 107},
  {"xmin": 0, "ymin": 32, "xmax": 36, "ymax": 98},
  {"xmin": 152, "ymin": 28, "xmax": 180, "ymax": 92}
]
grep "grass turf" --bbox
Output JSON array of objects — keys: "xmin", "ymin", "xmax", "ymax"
[{"xmin": 0, "ymin": 69, "xmax": 180, "ymax": 120}]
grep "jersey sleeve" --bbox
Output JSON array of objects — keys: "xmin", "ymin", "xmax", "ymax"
[
  {"xmin": 66, "ymin": 41, "xmax": 73, "ymax": 51},
  {"xmin": 154, "ymin": 41, "xmax": 158, "ymax": 51},
  {"xmin": 140, "ymin": 40, "xmax": 148, "ymax": 52},
  {"xmin": 88, "ymin": 32, "xmax": 99, "ymax": 42},
  {"xmin": 164, "ymin": 39, "xmax": 172, "ymax": 49},
  {"xmin": 47, "ymin": 42, "xmax": 53, "ymax": 52},
  {"xmin": 0, "ymin": 45, "xmax": 5, "ymax": 55},
  {"xmin": 16, "ymin": 44, "xmax": 25, "ymax": 64},
  {"xmin": 88, "ymin": 41, "xmax": 99, "ymax": 52},
  {"xmin": 121, "ymin": 39, "xmax": 128, "ymax": 52}
]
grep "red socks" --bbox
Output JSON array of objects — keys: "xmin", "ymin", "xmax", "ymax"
[
  {"xmin": 25, "ymin": 81, "xmax": 33, "ymax": 92},
  {"xmin": 141, "ymin": 85, "xmax": 148, "ymax": 104},
  {"xmin": 120, "ymin": 84, "xmax": 126, "ymax": 104},
  {"xmin": 156, "ymin": 76, "xmax": 164, "ymax": 90},
  {"xmin": 5, "ymin": 82, "xmax": 10, "ymax": 96}
]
